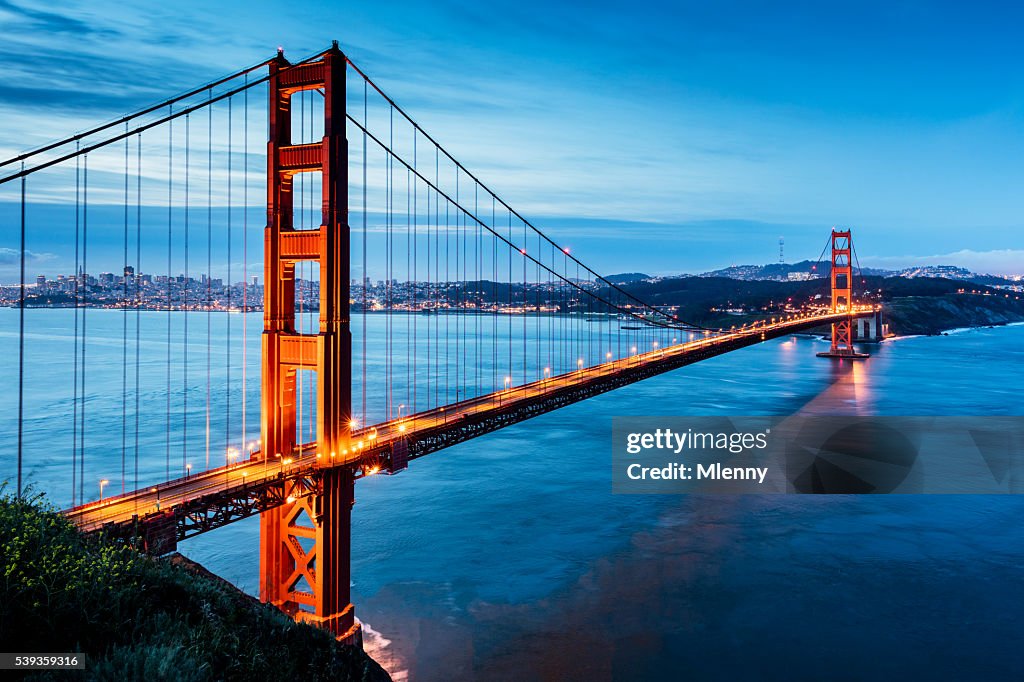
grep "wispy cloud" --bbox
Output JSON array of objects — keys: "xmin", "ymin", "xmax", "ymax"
[{"xmin": 0, "ymin": 246, "xmax": 56, "ymax": 265}]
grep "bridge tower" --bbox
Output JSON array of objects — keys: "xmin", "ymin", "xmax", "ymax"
[
  {"xmin": 260, "ymin": 43, "xmax": 359, "ymax": 643},
  {"xmin": 817, "ymin": 228, "xmax": 869, "ymax": 359}
]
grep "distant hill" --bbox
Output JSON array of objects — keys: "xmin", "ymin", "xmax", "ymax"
[
  {"xmin": 604, "ymin": 272, "xmax": 651, "ymax": 285},
  {"xmin": 610, "ymin": 274, "xmax": 1024, "ymax": 335},
  {"xmin": 896, "ymin": 264, "xmax": 1018, "ymax": 286},
  {"xmin": 692, "ymin": 260, "xmax": 1017, "ymax": 286},
  {"xmin": 699, "ymin": 260, "xmax": 893, "ymax": 281}
]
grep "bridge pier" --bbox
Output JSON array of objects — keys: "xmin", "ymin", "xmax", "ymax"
[
  {"xmin": 260, "ymin": 468, "xmax": 360, "ymax": 645},
  {"xmin": 853, "ymin": 309, "xmax": 887, "ymax": 342}
]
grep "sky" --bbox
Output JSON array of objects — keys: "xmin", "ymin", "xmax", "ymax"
[{"xmin": 1, "ymin": 0, "xmax": 1023, "ymax": 278}]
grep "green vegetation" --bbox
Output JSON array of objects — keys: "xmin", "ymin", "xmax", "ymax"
[
  {"xmin": 618, "ymin": 275, "xmax": 1024, "ymax": 335},
  {"xmin": 0, "ymin": 488, "xmax": 390, "ymax": 681},
  {"xmin": 884, "ymin": 293, "xmax": 1024, "ymax": 336}
]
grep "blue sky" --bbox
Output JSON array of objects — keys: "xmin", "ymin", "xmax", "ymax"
[{"xmin": 1, "ymin": 0, "xmax": 1023, "ymax": 277}]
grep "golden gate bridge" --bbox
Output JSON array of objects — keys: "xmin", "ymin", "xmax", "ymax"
[{"xmin": 0, "ymin": 42, "xmax": 875, "ymax": 644}]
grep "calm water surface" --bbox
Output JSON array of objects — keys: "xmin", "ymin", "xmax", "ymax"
[{"xmin": 2, "ymin": 310, "xmax": 1022, "ymax": 680}]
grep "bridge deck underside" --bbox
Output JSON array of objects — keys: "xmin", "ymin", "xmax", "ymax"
[{"xmin": 64, "ymin": 312, "xmax": 867, "ymax": 548}]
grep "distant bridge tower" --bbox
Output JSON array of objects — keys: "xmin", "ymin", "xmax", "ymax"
[
  {"xmin": 817, "ymin": 228, "xmax": 869, "ymax": 359},
  {"xmin": 260, "ymin": 43, "xmax": 359, "ymax": 643},
  {"xmin": 779, "ymin": 236, "xmax": 784, "ymax": 264}
]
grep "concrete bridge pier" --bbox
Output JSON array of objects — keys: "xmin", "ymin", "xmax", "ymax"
[{"xmin": 853, "ymin": 309, "xmax": 887, "ymax": 342}]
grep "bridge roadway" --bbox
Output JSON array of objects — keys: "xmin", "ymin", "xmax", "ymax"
[{"xmin": 64, "ymin": 309, "xmax": 872, "ymax": 548}]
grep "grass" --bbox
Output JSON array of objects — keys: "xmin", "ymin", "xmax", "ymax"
[{"xmin": 0, "ymin": 486, "xmax": 390, "ymax": 681}]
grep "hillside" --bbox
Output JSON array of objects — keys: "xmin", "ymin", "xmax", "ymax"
[
  {"xmin": 0, "ymin": 489, "xmax": 391, "ymax": 682},
  {"xmin": 616, "ymin": 275, "xmax": 1024, "ymax": 335},
  {"xmin": 884, "ymin": 294, "xmax": 1024, "ymax": 336}
]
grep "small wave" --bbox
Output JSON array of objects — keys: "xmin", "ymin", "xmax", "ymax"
[
  {"xmin": 360, "ymin": 620, "xmax": 409, "ymax": 682},
  {"xmin": 881, "ymin": 334, "xmax": 924, "ymax": 343}
]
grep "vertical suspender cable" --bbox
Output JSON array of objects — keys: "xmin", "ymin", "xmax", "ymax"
[
  {"xmin": 434, "ymin": 147, "xmax": 439, "ymax": 408},
  {"xmin": 242, "ymin": 78, "xmax": 248, "ymax": 450},
  {"xmin": 16, "ymin": 163, "xmax": 25, "ymax": 499},
  {"xmin": 362, "ymin": 79, "xmax": 367, "ymax": 426},
  {"xmin": 122, "ymin": 125, "xmax": 129, "ymax": 493},
  {"xmin": 166, "ymin": 106, "xmax": 173, "ymax": 481},
  {"xmin": 426, "ymin": 161, "xmax": 431, "ymax": 408},
  {"xmin": 475, "ymin": 183, "xmax": 480, "ymax": 397},
  {"xmin": 406, "ymin": 142, "xmax": 411, "ymax": 412},
  {"xmin": 463, "ymin": 177, "xmax": 468, "ymax": 396},
  {"xmin": 412, "ymin": 130, "xmax": 417, "ymax": 415},
  {"xmin": 507, "ymin": 210, "xmax": 512, "ymax": 383},
  {"xmin": 453, "ymin": 170, "xmax": 458, "ymax": 400},
  {"xmin": 72, "ymin": 150, "xmax": 80, "ymax": 506},
  {"xmin": 544, "ymin": 237, "xmax": 552, "ymax": 376},
  {"xmin": 492, "ymin": 196, "xmax": 496, "ymax": 393},
  {"xmin": 206, "ymin": 98, "xmax": 213, "ymax": 470},
  {"xmin": 228, "ymin": 94, "xmax": 235, "ymax": 456},
  {"xmin": 387, "ymin": 107, "xmax": 393, "ymax": 419},
  {"xmin": 81, "ymin": 155, "xmax": 88, "ymax": 501},
  {"xmin": 134, "ymin": 133, "xmax": 142, "ymax": 498},
  {"xmin": 445, "ymin": 195, "xmax": 450, "ymax": 403},
  {"xmin": 536, "ymin": 230, "xmax": 540, "ymax": 377},
  {"xmin": 183, "ymin": 113, "xmax": 191, "ymax": 474},
  {"xmin": 522, "ymin": 221, "xmax": 527, "ymax": 383}
]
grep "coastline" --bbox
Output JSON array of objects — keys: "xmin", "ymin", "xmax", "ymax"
[{"xmin": 880, "ymin": 319, "xmax": 1024, "ymax": 343}]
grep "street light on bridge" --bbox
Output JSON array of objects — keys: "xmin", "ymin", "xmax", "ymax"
[
  {"xmin": 99, "ymin": 479, "xmax": 109, "ymax": 502},
  {"xmin": 227, "ymin": 449, "xmax": 239, "ymax": 485}
]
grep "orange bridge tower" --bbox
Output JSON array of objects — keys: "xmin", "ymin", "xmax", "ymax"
[
  {"xmin": 259, "ymin": 43, "xmax": 359, "ymax": 643},
  {"xmin": 817, "ymin": 228, "xmax": 870, "ymax": 359}
]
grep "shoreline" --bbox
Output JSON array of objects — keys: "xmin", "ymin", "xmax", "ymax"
[{"xmin": 880, "ymin": 319, "xmax": 1024, "ymax": 343}]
